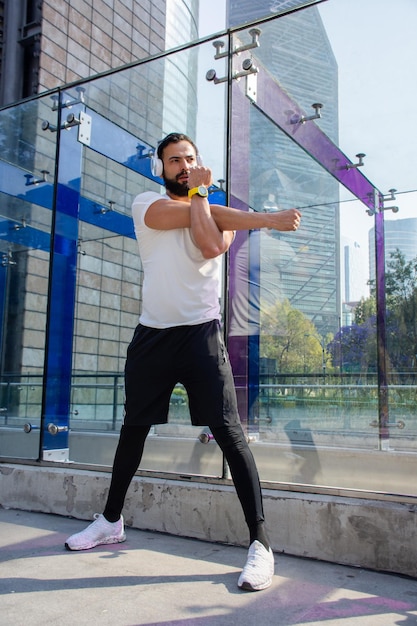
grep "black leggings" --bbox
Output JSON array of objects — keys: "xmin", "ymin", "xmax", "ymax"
[{"xmin": 103, "ymin": 423, "xmax": 267, "ymax": 545}]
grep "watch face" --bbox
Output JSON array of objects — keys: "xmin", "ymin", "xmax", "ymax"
[{"xmin": 198, "ymin": 185, "xmax": 208, "ymax": 196}]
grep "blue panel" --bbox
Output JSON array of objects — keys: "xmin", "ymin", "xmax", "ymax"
[
  {"xmin": 0, "ymin": 160, "xmax": 53, "ymax": 210},
  {"xmin": 0, "ymin": 264, "xmax": 7, "ymax": 370},
  {"xmin": 86, "ymin": 108, "xmax": 161, "ymax": 182},
  {"xmin": 78, "ymin": 197, "xmax": 135, "ymax": 238},
  {"xmin": 41, "ymin": 130, "xmax": 81, "ymax": 453},
  {"xmin": 21, "ymin": 184, "xmax": 54, "ymax": 209},
  {"xmin": 0, "ymin": 219, "xmax": 50, "ymax": 252},
  {"xmin": 0, "ymin": 159, "xmax": 134, "ymax": 240}
]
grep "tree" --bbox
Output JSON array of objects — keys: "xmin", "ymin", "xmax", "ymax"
[
  {"xmin": 260, "ymin": 299, "xmax": 330, "ymax": 374},
  {"xmin": 343, "ymin": 249, "xmax": 417, "ymax": 373},
  {"xmin": 384, "ymin": 250, "xmax": 417, "ymax": 370},
  {"xmin": 354, "ymin": 296, "xmax": 376, "ymax": 326},
  {"xmin": 329, "ymin": 319, "xmax": 377, "ymax": 374}
]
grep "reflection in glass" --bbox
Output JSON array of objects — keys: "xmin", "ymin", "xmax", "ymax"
[{"xmin": 68, "ymin": 41, "xmax": 227, "ymax": 458}]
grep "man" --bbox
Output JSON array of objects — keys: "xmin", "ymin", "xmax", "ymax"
[{"xmin": 65, "ymin": 133, "xmax": 301, "ymax": 592}]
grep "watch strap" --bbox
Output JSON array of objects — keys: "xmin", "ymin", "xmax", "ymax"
[{"xmin": 188, "ymin": 186, "xmax": 208, "ymax": 199}]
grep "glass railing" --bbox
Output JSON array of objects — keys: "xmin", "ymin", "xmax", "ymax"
[{"xmin": 1, "ymin": 0, "xmax": 417, "ymax": 498}]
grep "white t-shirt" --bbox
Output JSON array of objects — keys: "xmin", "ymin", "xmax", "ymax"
[{"xmin": 131, "ymin": 191, "xmax": 222, "ymax": 329}]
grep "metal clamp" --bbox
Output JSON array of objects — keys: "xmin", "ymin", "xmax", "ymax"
[
  {"xmin": 291, "ymin": 103, "xmax": 323, "ymax": 125},
  {"xmin": 25, "ymin": 170, "xmax": 49, "ymax": 186},
  {"xmin": 95, "ymin": 200, "xmax": 115, "ymax": 215},
  {"xmin": 206, "ymin": 28, "xmax": 261, "ymax": 85},
  {"xmin": 368, "ymin": 204, "xmax": 399, "ymax": 216},
  {"xmin": 234, "ymin": 28, "xmax": 261, "ymax": 54},
  {"xmin": 41, "ymin": 115, "xmax": 75, "ymax": 133},
  {"xmin": 211, "ymin": 28, "xmax": 261, "ymax": 61},
  {"xmin": 198, "ymin": 432, "xmax": 214, "ymax": 444},
  {"xmin": 206, "ymin": 57, "xmax": 258, "ymax": 85},
  {"xmin": 253, "ymin": 416, "xmax": 272, "ymax": 424},
  {"xmin": 369, "ymin": 419, "xmax": 405, "ymax": 429},
  {"xmin": 47, "ymin": 423, "xmax": 69, "ymax": 435},
  {"xmin": 24, "ymin": 423, "xmax": 39, "ymax": 433},
  {"xmin": 51, "ymin": 86, "xmax": 86, "ymax": 111},
  {"xmin": 366, "ymin": 188, "xmax": 399, "ymax": 216},
  {"xmin": 2, "ymin": 250, "xmax": 16, "ymax": 266},
  {"xmin": 41, "ymin": 111, "xmax": 91, "ymax": 145},
  {"xmin": 344, "ymin": 152, "xmax": 366, "ymax": 170}
]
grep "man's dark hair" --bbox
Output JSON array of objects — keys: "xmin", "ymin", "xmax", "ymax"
[{"xmin": 157, "ymin": 132, "xmax": 198, "ymax": 160}]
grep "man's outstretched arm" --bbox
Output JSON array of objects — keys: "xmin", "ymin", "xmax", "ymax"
[
  {"xmin": 210, "ymin": 203, "xmax": 301, "ymax": 232},
  {"xmin": 145, "ymin": 198, "xmax": 301, "ymax": 234}
]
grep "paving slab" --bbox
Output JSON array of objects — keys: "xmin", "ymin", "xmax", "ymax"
[{"xmin": 0, "ymin": 507, "xmax": 416, "ymax": 626}]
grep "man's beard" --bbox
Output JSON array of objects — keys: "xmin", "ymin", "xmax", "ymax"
[{"xmin": 163, "ymin": 172, "xmax": 189, "ymax": 197}]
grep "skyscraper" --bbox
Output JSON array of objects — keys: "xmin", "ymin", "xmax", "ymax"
[
  {"xmin": 228, "ymin": 0, "xmax": 340, "ymax": 336},
  {"xmin": 369, "ymin": 217, "xmax": 417, "ymax": 282},
  {"xmin": 341, "ymin": 237, "xmax": 369, "ymax": 325},
  {"xmin": 0, "ymin": 1, "xmax": 200, "ymax": 107}
]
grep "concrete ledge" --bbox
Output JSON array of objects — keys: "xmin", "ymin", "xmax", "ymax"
[{"xmin": 1, "ymin": 462, "xmax": 416, "ymax": 578}]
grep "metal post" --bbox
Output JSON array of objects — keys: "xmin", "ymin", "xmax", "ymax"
[{"xmin": 39, "ymin": 90, "xmax": 83, "ymax": 462}]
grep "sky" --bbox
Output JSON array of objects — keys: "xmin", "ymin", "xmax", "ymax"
[
  {"xmin": 318, "ymin": 0, "xmax": 417, "ymax": 244},
  {"xmin": 319, "ymin": 0, "xmax": 417, "ymax": 198},
  {"xmin": 198, "ymin": 0, "xmax": 417, "ymax": 261}
]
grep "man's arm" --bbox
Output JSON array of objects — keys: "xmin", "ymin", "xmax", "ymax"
[
  {"xmin": 144, "ymin": 163, "xmax": 301, "ymax": 257},
  {"xmin": 145, "ymin": 198, "xmax": 301, "ymax": 234},
  {"xmin": 210, "ymin": 204, "xmax": 301, "ymax": 232},
  {"xmin": 143, "ymin": 165, "xmax": 232, "ymax": 259},
  {"xmin": 144, "ymin": 197, "xmax": 234, "ymax": 259}
]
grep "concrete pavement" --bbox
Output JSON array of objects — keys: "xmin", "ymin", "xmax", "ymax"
[{"xmin": 0, "ymin": 506, "xmax": 416, "ymax": 626}]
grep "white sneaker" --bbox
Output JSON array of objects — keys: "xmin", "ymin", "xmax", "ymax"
[
  {"xmin": 238, "ymin": 540, "xmax": 274, "ymax": 591},
  {"xmin": 65, "ymin": 514, "xmax": 126, "ymax": 551}
]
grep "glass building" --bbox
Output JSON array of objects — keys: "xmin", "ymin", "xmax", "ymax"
[
  {"xmin": 1, "ymin": 0, "xmax": 417, "ymax": 578},
  {"xmin": 369, "ymin": 217, "xmax": 417, "ymax": 282}
]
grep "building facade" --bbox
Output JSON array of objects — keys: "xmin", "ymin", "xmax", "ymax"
[
  {"xmin": 0, "ymin": 0, "xmax": 167, "ymax": 105},
  {"xmin": 0, "ymin": 0, "xmax": 200, "ymax": 403},
  {"xmin": 369, "ymin": 217, "xmax": 417, "ymax": 282}
]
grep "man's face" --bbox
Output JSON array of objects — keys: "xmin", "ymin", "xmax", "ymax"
[{"xmin": 161, "ymin": 140, "xmax": 198, "ymax": 197}]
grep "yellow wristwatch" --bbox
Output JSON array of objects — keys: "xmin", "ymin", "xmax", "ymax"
[{"xmin": 188, "ymin": 185, "xmax": 208, "ymax": 199}]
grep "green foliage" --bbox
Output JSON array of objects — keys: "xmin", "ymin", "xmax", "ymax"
[
  {"xmin": 354, "ymin": 296, "xmax": 376, "ymax": 325},
  {"xmin": 260, "ymin": 299, "xmax": 331, "ymax": 374},
  {"xmin": 354, "ymin": 249, "xmax": 417, "ymax": 371}
]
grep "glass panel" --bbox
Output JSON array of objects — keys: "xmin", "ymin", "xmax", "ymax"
[
  {"xmin": 0, "ymin": 95, "xmax": 57, "ymax": 459},
  {"xmin": 319, "ymin": 0, "xmax": 417, "ymax": 491},
  {"xmin": 229, "ymin": 2, "xmax": 417, "ymax": 496},
  {"xmin": 67, "ymin": 39, "xmax": 227, "ymax": 475}
]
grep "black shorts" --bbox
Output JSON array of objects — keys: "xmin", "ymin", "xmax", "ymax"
[{"xmin": 124, "ymin": 320, "xmax": 240, "ymax": 427}]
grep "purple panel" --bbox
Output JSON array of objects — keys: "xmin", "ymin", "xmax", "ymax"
[
  {"xmin": 229, "ymin": 87, "xmax": 251, "ymax": 204},
  {"xmin": 254, "ymin": 63, "xmax": 378, "ymax": 209},
  {"xmin": 228, "ymin": 52, "xmax": 390, "ymax": 440},
  {"xmin": 228, "ymin": 81, "xmax": 251, "ymax": 425},
  {"xmin": 374, "ymin": 192, "xmax": 389, "ymax": 440}
]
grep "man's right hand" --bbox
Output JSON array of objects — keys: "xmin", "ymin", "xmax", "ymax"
[{"xmin": 265, "ymin": 208, "xmax": 301, "ymax": 232}]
